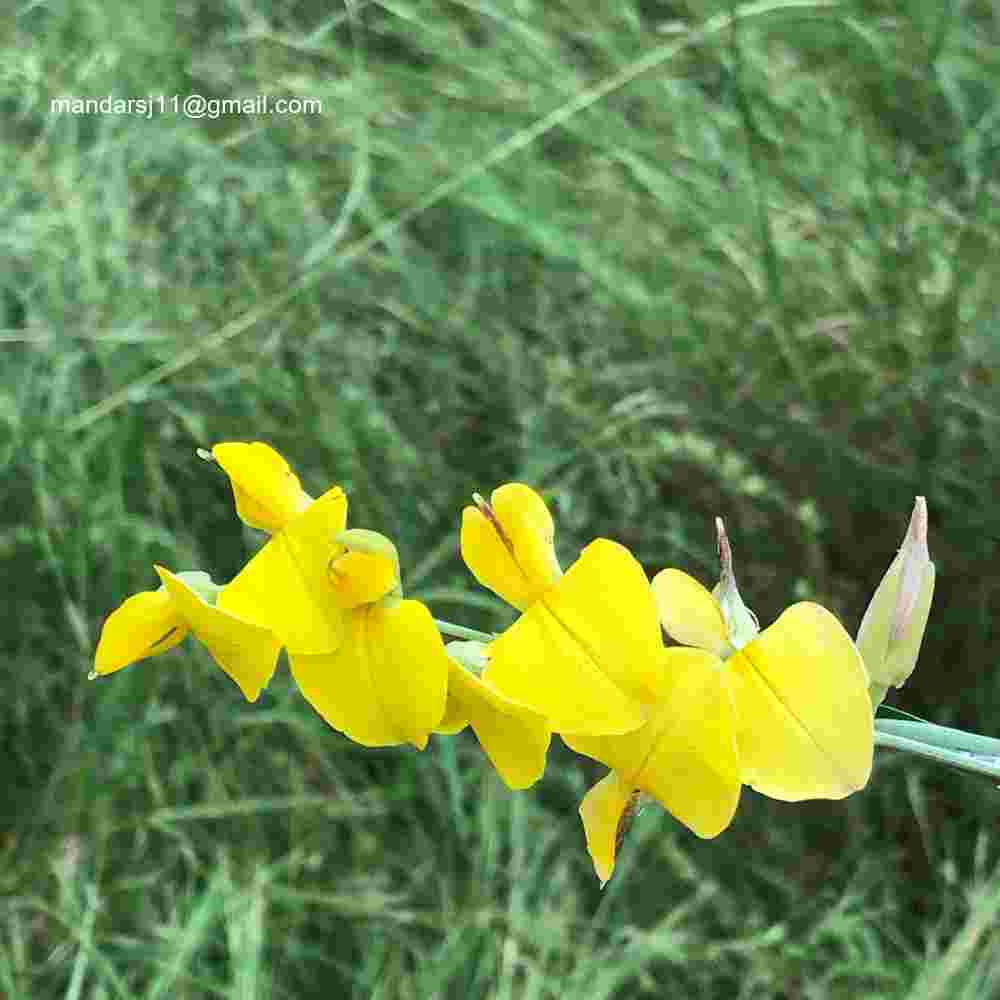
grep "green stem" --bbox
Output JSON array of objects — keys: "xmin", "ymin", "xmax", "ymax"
[
  {"xmin": 875, "ymin": 726, "xmax": 1000, "ymax": 780},
  {"xmin": 875, "ymin": 718, "xmax": 1000, "ymax": 756},
  {"xmin": 433, "ymin": 619, "xmax": 496, "ymax": 643}
]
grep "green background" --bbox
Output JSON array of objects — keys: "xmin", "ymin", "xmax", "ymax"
[{"xmin": 3, "ymin": 1, "xmax": 1000, "ymax": 996}]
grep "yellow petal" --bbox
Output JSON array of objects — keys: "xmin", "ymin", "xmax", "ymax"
[
  {"xmin": 578, "ymin": 770, "xmax": 638, "ymax": 888},
  {"xmin": 155, "ymin": 566, "xmax": 282, "ymax": 702},
  {"xmin": 289, "ymin": 600, "xmax": 448, "ymax": 748},
  {"xmin": 460, "ymin": 483, "xmax": 562, "ymax": 611},
  {"xmin": 728, "ymin": 602, "xmax": 873, "ymax": 801},
  {"xmin": 211, "ymin": 442, "xmax": 312, "ymax": 534},
  {"xmin": 444, "ymin": 659, "xmax": 551, "ymax": 789},
  {"xmin": 436, "ymin": 693, "xmax": 470, "ymax": 735},
  {"xmin": 566, "ymin": 648, "xmax": 740, "ymax": 838},
  {"xmin": 328, "ymin": 550, "xmax": 398, "ymax": 610},
  {"xmin": 651, "ymin": 569, "xmax": 729, "ymax": 657},
  {"xmin": 218, "ymin": 487, "xmax": 348, "ymax": 654},
  {"xmin": 436, "ymin": 642, "xmax": 485, "ymax": 733},
  {"xmin": 485, "ymin": 539, "xmax": 660, "ymax": 734},
  {"xmin": 93, "ymin": 587, "xmax": 188, "ymax": 675}
]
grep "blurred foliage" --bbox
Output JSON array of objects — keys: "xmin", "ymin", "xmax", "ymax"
[{"xmin": 2, "ymin": 0, "xmax": 1000, "ymax": 996}]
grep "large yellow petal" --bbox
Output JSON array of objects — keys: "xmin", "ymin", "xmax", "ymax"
[
  {"xmin": 651, "ymin": 569, "xmax": 729, "ymax": 657},
  {"xmin": 219, "ymin": 486, "xmax": 348, "ymax": 654},
  {"xmin": 578, "ymin": 770, "xmax": 639, "ymax": 887},
  {"xmin": 632, "ymin": 651, "xmax": 740, "ymax": 837},
  {"xmin": 485, "ymin": 539, "xmax": 660, "ymax": 734},
  {"xmin": 566, "ymin": 648, "xmax": 740, "ymax": 838},
  {"xmin": 155, "ymin": 566, "xmax": 282, "ymax": 702},
  {"xmin": 93, "ymin": 587, "xmax": 188, "ymax": 675},
  {"xmin": 289, "ymin": 624, "xmax": 388, "ymax": 746},
  {"xmin": 365, "ymin": 601, "xmax": 450, "ymax": 747},
  {"xmin": 728, "ymin": 602, "xmax": 873, "ymax": 801},
  {"xmin": 212, "ymin": 442, "xmax": 312, "ymax": 534},
  {"xmin": 289, "ymin": 600, "xmax": 448, "ymax": 749},
  {"xmin": 443, "ymin": 659, "xmax": 551, "ymax": 789},
  {"xmin": 460, "ymin": 483, "xmax": 562, "ymax": 611}
]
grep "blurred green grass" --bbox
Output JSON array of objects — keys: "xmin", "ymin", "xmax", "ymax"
[{"xmin": 3, "ymin": 0, "xmax": 1000, "ymax": 996}]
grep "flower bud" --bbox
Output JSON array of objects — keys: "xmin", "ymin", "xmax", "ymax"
[
  {"xmin": 856, "ymin": 497, "xmax": 936, "ymax": 708},
  {"xmin": 711, "ymin": 517, "xmax": 759, "ymax": 652}
]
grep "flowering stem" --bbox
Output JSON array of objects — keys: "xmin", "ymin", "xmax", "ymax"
[{"xmin": 433, "ymin": 619, "xmax": 496, "ymax": 643}]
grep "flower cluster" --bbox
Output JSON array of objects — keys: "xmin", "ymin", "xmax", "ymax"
[{"xmin": 93, "ymin": 442, "xmax": 933, "ymax": 885}]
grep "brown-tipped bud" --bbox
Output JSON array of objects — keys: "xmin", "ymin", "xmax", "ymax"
[
  {"xmin": 856, "ymin": 498, "xmax": 936, "ymax": 708},
  {"xmin": 711, "ymin": 517, "xmax": 759, "ymax": 651}
]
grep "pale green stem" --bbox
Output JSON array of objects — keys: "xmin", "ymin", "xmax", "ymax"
[
  {"xmin": 433, "ymin": 619, "xmax": 496, "ymax": 643},
  {"xmin": 875, "ymin": 719, "xmax": 1000, "ymax": 780},
  {"xmin": 876, "ymin": 719, "xmax": 1000, "ymax": 755}
]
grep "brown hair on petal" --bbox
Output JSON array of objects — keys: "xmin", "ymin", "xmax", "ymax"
[{"xmin": 472, "ymin": 492, "xmax": 517, "ymax": 559}]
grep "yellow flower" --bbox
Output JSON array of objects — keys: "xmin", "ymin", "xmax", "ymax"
[
  {"xmin": 570, "ymin": 519, "xmax": 874, "ymax": 886},
  {"xmin": 461, "ymin": 485, "xmax": 663, "ymax": 735},
  {"xmin": 92, "ymin": 567, "xmax": 282, "ymax": 702},
  {"xmin": 209, "ymin": 441, "xmax": 313, "ymax": 534},
  {"xmin": 566, "ymin": 646, "xmax": 741, "ymax": 885},
  {"xmin": 219, "ymin": 484, "xmax": 447, "ymax": 746},
  {"xmin": 652, "ymin": 520, "xmax": 873, "ymax": 802},
  {"xmin": 219, "ymin": 486, "xmax": 350, "ymax": 654},
  {"xmin": 438, "ymin": 641, "xmax": 551, "ymax": 790},
  {"xmin": 856, "ymin": 497, "xmax": 936, "ymax": 708},
  {"xmin": 287, "ymin": 530, "xmax": 448, "ymax": 749}
]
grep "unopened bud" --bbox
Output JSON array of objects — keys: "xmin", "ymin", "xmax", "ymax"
[
  {"xmin": 712, "ymin": 517, "xmax": 759, "ymax": 651},
  {"xmin": 856, "ymin": 498, "xmax": 936, "ymax": 708}
]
